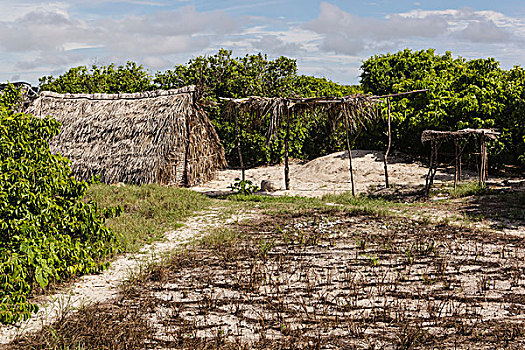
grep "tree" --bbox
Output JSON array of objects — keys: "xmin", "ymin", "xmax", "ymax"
[
  {"xmin": 39, "ymin": 62, "xmax": 154, "ymax": 93},
  {"xmin": 360, "ymin": 49, "xmax": 525, "ymax": 170}
]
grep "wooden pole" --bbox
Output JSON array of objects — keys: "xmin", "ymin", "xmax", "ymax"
[
  {"xmin": 378, "ymin": 89, "xmax": 430, "ymax": 99},
  {"xmin": 344, "ymin": 105, "xmax": 356, "ymax": 196},
  {"xmin": 484, "ymin": 136, "xmax": 489, "ymax": 184},
  {"xmin": 479, "ymin": 133, "xmax": 484, "ymax": 187},
  {"xmin": 425, "ymin": 140, "xmax": 438, "ymax": 197},
  {"xmin": 480, "ymin": 132, "xmax": 488, "ymax": 187},
  {"xmin": 458, "ymin": 140, "xmax": 463, "ymax": 182},
  {"xmin": 234, "ymin": 110, "xmax": 245, "ymax": 182},
  {"xmin": 383, "ymin": 97, "xmax": 392, "ymax": 188},
  {"xmin": 454, "ymin": 137, "xmax": 458, "ymax": 190},
  {"xmin": 284, "ymin": 103, "xmax": 290, "ymax": 190}
]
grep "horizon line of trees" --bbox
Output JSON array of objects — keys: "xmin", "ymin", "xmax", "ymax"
[{"xmin": 37, "ymin": 48, "xmax": 525, "ymax": 172}]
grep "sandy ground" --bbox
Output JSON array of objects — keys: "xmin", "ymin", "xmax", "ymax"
[
  {"xmin": 2, "ymin": 150, "xmax": 520, "ymax": 346},
  {"xmin": 192, "ymin": 150, "xmax": 458, "ymax": 197},
  {"xmin": 0, "ymin": 150, "xmax": 443, "ymax": 345},
  {"xmin": 0, "ymin": 207, "xmax": 257, "ymax": 345}
]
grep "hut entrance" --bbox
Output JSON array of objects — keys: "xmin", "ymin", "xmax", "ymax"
[{"xmin": 421, "ymin": 128, "xmax": 500, "ymax": 196}]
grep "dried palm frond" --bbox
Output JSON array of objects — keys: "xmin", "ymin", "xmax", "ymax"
[
  {"xmin": 26, "ymin": 86, "xmax": 226, "ymax": 186},
  {"xmin": 221, "ymin": 93, "xmax": 382, "ymax": 143}
]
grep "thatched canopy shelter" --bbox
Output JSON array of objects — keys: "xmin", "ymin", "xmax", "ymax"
[
  {"xmin": 421, "ymin": 128, "xmax": 500, "ymax": 194},
  {"xmin": 221, "ymin": 94, "xmax": 382, "ymax": 194},
  {"xmin": 27, "ymin": 86, "xmax": 226, "ymax": 186},
  {"xmin": 222, "ymin": 94, "xmax": 381, "ymax": 139}
]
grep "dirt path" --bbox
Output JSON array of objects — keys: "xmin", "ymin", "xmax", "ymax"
[{"xmin": 0, "ymin": 206, "xmax": 256, "ymax": 345}]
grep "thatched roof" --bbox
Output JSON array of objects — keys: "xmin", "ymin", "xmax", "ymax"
[
  {"xmin": 221, "ymin": 94, "xmax": 382, "ymax": 141},
  {"xmin": 421, "ymin": 128, "xmax": 500, "ymax": 143},
  {"xmin": 26, "ymin": 86, "xmax": 226, "ymax": 186}
]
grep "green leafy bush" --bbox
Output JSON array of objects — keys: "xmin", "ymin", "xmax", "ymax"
[
  {"xmin": 39, "ymin": 62, "xmax": 154, "ymax": 93},
  {"xmin": 155, "ymin": 50, "xmax": 360, "ymax": 166},
  {"xmin": 40, "ymin": 50, "xmax": 360, "ymax": 167},
  {"xmin": 0, "ymin": 85, "xmax": 119, "ymax": 324},
  {"xmin": 360, "ymin": 49, "xmax": 525, "ymax": 170},
  {"xmin": 38, "ymin": 49, "xmax": 524, "ymax": 170},
  {"xmin": 229, "ymin": 178, "xmax": 259, "ymax": 195}
]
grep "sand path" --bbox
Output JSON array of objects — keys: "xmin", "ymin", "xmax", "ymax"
[
  {"xmin": 2, "ymin": 150, "xmax": 519, "ymax": 345},
  {"xmin": 0, "ymin": 207, "xmax": 256, "ymax": 345}
]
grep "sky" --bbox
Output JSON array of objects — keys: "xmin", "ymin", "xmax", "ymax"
[{"xmin": 1, "ymin": 0, "xmax": 525, "ymax": 86}]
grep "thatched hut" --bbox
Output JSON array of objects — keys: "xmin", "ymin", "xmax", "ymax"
[{"xmin": 26, "ymin": 86, "xmax": 226, "ymax": 186}]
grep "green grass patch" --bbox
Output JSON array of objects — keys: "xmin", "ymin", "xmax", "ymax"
[
  {"xmin": 198, "ymin": 227, "xmax": 244, "ymax": 249},
  {"xmin": 223, "ymin": 191, "xmax": 403, "ymax": 217},
  {"xmin": 85, "ymin": 184, "xmax": 212, "ymax": 252},
  {"xmin": 436, "ymin": 181, "xmax": 485, "ymax": 198}
]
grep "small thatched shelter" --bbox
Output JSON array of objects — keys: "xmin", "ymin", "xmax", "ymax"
[
  {"xmin": 27, "ymin": 86, "xmax": 226, "ymax": 186},
  {"xmin": 221, "ymin": 94, "xmax": 382, "ymax": 194},
  {"xmin": 221, "ymin": 89, "xmax": 427, "ymax": 195},
  {"xmin": 421, "ymin": 128, "xmax": 500, "ymax": 194}
]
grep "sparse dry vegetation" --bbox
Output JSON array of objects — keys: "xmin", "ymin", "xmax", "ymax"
[{"xmin": 8, "ymin": 188, "xmax": 525, "ymax": 349}]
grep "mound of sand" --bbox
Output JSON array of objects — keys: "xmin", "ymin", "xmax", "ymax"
[{"xmin": 191, "ymin": 150, "xmax": 458, "ymax": 197}]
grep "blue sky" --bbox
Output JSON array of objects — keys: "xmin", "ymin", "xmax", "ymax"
[{"xmin": 1, "ymin": 0, "xmax": 525, "ymax": 85}]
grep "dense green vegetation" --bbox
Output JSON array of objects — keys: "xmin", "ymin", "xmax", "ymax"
[
  {"xmin": 0, "ymin": 82, "xmax": 212, "ymax": 323},
  {"xmin": 40, "ymin": 50, "xmax": 360, "ymax": 166},
  {"xmin": 39, "ymin": 48, "xmax": 525, "ymax": 170},
  {"xmin": 0, "ymin": 85, "xmax": 119, "ymax": 324},
  {"xmin": 360, "ymin": 49, "xmax": 525, "ymax": 170},
  {"xmin": 39, "ymin": 62, "xmax": 154, "ymax": 94}
]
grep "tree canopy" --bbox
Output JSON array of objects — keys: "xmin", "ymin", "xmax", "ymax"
[
  {"xmin": 37, "ymin": 48, "xmax": 525, "ymax": 170},
  {"xmin": 360, "ymin": 49, "xmax": 525, "ymax": 169}
]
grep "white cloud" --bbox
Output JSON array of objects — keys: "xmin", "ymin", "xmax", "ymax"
[
  {"xmin": 251, "ymin": 34, "xmax": 305, "ymax": 55},
  {"xmin": 455, "ymin": 20, "xmax": 511, "ymax": 43},
  {"xmin": 0, "ymin": 1, "xmax": 70, "ymax": 21},
  {"xmin": 142, "ymin": 55, "xmax": 172, "ymax": 69},
  {"xmin": 400, "ymin": 7, "xmax": 520, "ymax": 43},
  {"xmin": 2, "ymin": 0, "xmax": 525, "ymax": 86},
  {"xmin": 305, "ymin": 3, "xmax": 522, "ymax": 56},
  {"xmin": 304, "ymin": 2, "xmax": 448, "ymax": 56},
  {"xmin": 0, "ymin": 4, "xmax": 237, "ymax": 76}
]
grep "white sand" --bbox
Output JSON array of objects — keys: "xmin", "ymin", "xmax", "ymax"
[
  {"xmin": 192, "ymin": 150, "xmax": 456, "ymax": 197},
  {"xmin": 0, "ymin": 150, "xmax": 470, "ymax": 344}
]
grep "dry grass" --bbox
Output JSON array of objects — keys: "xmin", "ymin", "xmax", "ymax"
[
  {"xmin": 8, "ymin": 206, "xmax": 524, "ymax": 349},
  {"xmin": 26, "ymin": 86, "xmax": 226, "ymax": 186}
]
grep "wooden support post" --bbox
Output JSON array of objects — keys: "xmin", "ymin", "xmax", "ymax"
[
  {"xmin": 284, "ymin": 104, "xmax": 290, "ymax": 190},
  {"xmin": 234, "ymin": 111, "xmax": 245, "ymax": 182},
  {"xmin": 479, "ymin": 133, "xmax": 484, "ymax": 187},
  {"xmin": 454, "ymin": 138, "xmax": 458, "ymax": 190},
  {"xmin": 484, "ymin": 137, "xmax": 488, "ymax": 184},
  {"xmin": 479, "ymin": 134, "xmax": 482, "ymax": 186},
  {"xmin": 458, "ymin": 140, "xmax": 463, "ymax": 182},
  {"xmin": 344, "ymin": 106, "xmax": 356, "ymax": 196},
  {"xmin": 479, "ymin": 132, "xmax": 488, "ymax": 187},
  {"xmin": 425, "ymin": 140, "xmax": 438, "ymax": 197},
  {"xmin": 383, "ymin": 97, "xmax": 392, "ymax": 188}
]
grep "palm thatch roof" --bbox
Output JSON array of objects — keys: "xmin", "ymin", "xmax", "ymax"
[
  {"xmin": 221, "ymin": 94, "xmax": 381, "ymax": 141},
  {"xmin": 421, "ymin": 128, "xmax": 500, "ymax": 143},
  {"xmin": 26, "ymin": 86, "xmax": 226, "ymax": 186},
  {"xmin": 420, "ymin": 128, "xmax": 500, "ymax": 194},
  {"xmin": 221, "ymin": 93, "xmax": 383, "ymax": 193}
]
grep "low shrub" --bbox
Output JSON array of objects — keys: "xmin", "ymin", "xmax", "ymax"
[{"xmin": 0, "ymin": 85, "xmax": 119, "ymax": 324}]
